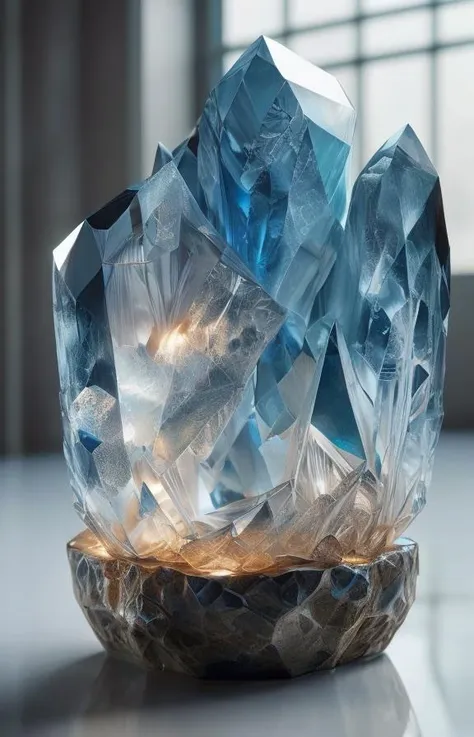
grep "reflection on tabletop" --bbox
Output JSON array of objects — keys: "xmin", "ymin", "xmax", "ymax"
[{"xmin": 4, "ymin": 653, "xmax": 421, "ymax": 737}]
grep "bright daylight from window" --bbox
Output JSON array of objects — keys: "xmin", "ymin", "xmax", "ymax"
[{"xmin": 222, "ymin": 0, "xmax": 474, "ymax": 273}]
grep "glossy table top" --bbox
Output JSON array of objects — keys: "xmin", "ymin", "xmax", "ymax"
[{"xmin": 1, "ymin": 432, "xmax": 473, "ymax": 736}]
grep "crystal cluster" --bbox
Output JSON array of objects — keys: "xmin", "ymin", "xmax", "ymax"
[{"xmin": 53, "ymin": 37, "xmax": 449, "ymax": 573}]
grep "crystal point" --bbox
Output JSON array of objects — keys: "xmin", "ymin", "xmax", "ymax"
[{"xmin": 188, "ymin": 35, "xmax": 355, "ymax": 312}]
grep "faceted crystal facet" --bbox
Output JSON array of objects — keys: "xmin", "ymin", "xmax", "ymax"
[{"xmin": 53, "ymin": 37, "xmax": 449, "ymax": 571}]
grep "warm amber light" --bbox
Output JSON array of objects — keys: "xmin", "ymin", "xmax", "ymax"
[
  {"xmin": 158, "ymin": 325, "xmax": 187, "ymax": 355},
  {"xmin": 145, "ymin": 321, "xmax": 189, "ymax": 358}
]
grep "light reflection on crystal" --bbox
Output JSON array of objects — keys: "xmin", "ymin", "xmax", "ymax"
[{"xmin": 53, "ymin": 36, "xmax": 449, "ymax": 572}]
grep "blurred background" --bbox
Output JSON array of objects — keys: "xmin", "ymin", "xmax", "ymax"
[{"xmin": 1, "ymin": 0, "xmax": 473, "ymax": 456}]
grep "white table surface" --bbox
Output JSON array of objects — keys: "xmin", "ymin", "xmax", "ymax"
[{"xmin": 1, "ymin": 432, "xmax": 473, "ymax": 737}]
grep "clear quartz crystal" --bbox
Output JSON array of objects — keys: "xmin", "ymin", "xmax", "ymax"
[{"xmin": 53, "ymin": 37, "xmax": 449, "ymax": 571}]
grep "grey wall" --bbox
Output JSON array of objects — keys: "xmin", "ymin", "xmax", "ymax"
[
  {"xmin": 141, "ymin": 0, "xmax": 194, "ymax": 167},
  {"xmin": 444, "ymin": 274, "xmax": 474, "ymax": 429}
]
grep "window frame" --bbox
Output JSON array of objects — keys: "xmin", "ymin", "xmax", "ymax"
[{"xmin": 211, "ymin": 0, "xmax": 474, "ymax": 168}]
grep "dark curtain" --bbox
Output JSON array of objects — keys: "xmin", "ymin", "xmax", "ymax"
[{"xmin": 0, "ymin": 0, "xmax": 141, "ymax": 455}]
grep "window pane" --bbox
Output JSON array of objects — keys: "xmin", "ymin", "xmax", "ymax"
[
  {"xmin": 361, "ymin": 9, "xmax": 431, "ymax": 56},
  {"xmin": 289, "ymin": 25, "xmax": 357, "ymax": 66},
  {"xmin": 363, "ymin": 55, "xmax": 431, "ymax": 163},
  {"xmin": 222, "ymin": 0, "xmax": 284, "ymax": 46},
  {"xmin": 361, "ymin": 0, "xmax": 426, "ymax": 10},
  {"xmin": 289, "ymin": 0, "xmax": 355, "ymax": 26},
  {"xmin": 436, "ymin": 1, "xmax": 474, "ymax": 43},
  {"xmin": 438, "ymin": 47, "xmax": 474, "ymax": 273}
]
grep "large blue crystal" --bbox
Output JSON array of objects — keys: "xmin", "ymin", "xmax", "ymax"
[
  {"xmin": 53, "ymin": 37, "xmax": 449, "ymax": 568},
  {"xmin": 176, "ymin": 37, "xmax": 355, "ymax": 315}
]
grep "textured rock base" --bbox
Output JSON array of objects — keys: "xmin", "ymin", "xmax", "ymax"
[{"xmin": 68, "ymin": 530, "xmax": 418, "ymax": 679}]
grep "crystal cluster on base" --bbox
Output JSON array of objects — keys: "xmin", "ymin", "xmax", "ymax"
[{"xmin": 53, "ymin": 37, "xmax": 449, "ymax": 677}]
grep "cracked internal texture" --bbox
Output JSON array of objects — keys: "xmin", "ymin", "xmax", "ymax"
[{"xmin": 53, "ymin": 37, "xmax": 449, "ymax": 572}]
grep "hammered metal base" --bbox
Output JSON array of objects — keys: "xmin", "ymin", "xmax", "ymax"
[{"xmin": 68, "ymin": 530, "xmax": 418, "ymax": 679}]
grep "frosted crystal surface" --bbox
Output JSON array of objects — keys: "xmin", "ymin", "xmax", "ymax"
[{"xmin": 53, "ymin": 37, "xmax": 449, "ymax": 570}]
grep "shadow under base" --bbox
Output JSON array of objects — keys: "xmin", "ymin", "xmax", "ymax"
[{"xmin": 68, "ymin": 530, "xmax": 418, "ymax": 679}]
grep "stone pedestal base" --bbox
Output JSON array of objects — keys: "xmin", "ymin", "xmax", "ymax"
[{"xmin": 68, "ymin": 530, "xmax": 418, "ymax": 679}]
